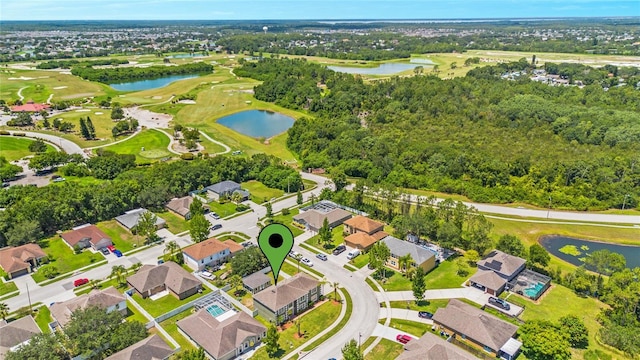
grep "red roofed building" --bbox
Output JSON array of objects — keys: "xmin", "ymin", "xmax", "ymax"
[
  {"xmin": 61, "ymin": 224, "xmax": 112, "ymax": 251},
  {"xmin": 11, "ymin": 101, "xmax": 51, "ymax": 113}
]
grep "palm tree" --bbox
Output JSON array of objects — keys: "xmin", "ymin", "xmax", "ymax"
[
  {"xmin": 110, "ymin": 265, "xmax": 126, "ymax": 285},
  {"xmin": 231, "ymin": 191, "xmax": 243, "ymax": 204},
  {"xmin": 294, "ymin": 254, "xmax": 303, "ymax": 274},
  {"xmin": 90, "ymin": 279, "xmax": 100, "ymax": 290},
  {"xmin": 130, "ymin": 262, "xmax": 142, "ymax": 273},
  {"xmin": 0, "ymin": 302, "xmax": 9, "ymax": 321},
  {"xmin": 164, "ymin": 240, "xmax": 180, "ymax": 262},
  {"xmin": 332, "ymin": 281, "xmax": 340, "ymax": 302},
  {"xmin": 294, "ymin": 317, "xmax": 302, "ymax": 337},
  {"xmin": 399, "ymin": 254, "xmax": 414, "ymax": 276}
]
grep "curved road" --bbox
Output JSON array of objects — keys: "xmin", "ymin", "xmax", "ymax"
[{"xmin": 6, "ymin": 130, "xmax": 87, "ymax": 158}]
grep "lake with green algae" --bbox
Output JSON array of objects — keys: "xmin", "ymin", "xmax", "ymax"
[{"xmin": 540, "ymin": 235, "xmax": 640, "ymax": 268}]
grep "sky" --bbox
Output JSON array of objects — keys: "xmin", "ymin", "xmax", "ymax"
[{"xmin": 1, "ymin": 0, "xmax": 638, "ymax": 21}]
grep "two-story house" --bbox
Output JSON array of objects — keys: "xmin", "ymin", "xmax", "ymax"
[
  {"xmin": 343, "ymin": 215, "xmax": 388, "ymax": 251},
  {"xmin": 253, "ymin": 273, "xmax": 321, "ymax": 324},
  {"xmin": 182, "ymin": 237, "xmax": 244, "ymax": 271}
]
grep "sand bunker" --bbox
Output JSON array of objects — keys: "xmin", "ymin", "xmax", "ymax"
[
  {"xmin": 95, "ymin": 112, "xmax": 104, "ymax": 115},
  {"xmin": 124, "ymin": 107, "xmax": 172, "ymax": 129},
  {"xmin": 152, "ymin": 96, "xmax": 162, "ymax": 99},
  {"xmin": 8, "ymin": 76, "xmax": 35, "ymax": 80},
  {"xmin": 76, "ymin": 109, "xmax": 91, "ymax": 112},
  {"xmin": 59, "ymin": 71, "xmax": 72, "ymax": 75},
  {"xmin": 53, "ymin": 86, "xmax": 68, "ymax": 90},
  {"xmin": 178, "ymin": 100, "xmax": 196, "ymax": 104}
]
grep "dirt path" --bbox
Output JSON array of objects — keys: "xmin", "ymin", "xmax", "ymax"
[
  {"xmin": 46, "ymin": 93, "xmax": 53, "ymax": 104},
  {"xmin": 199, "ymin": 130, "xmax": 231, "ymax": 155},
  {"xmin": 17, "ymin": 86, "xmax": 28, "ymax": 101}
]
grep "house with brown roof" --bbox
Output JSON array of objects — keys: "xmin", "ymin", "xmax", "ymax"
[
  {"xmin": 477, "ymin": 250, "xmax": 526, "ymax": 281},
  {"xmin": 0, "ymin": 244, "xmax": 46, "ymax": 279},
  {"xmin": 165, "ymin": 196, "xmax": 209, "ymax": 220},
  {"xmin": 178, "ymin": 310, "xmax": 266, "ymax": 360},
  {"xmin": 395, "ymin": 332, "xmax": 476, "ymax": 360},
  {"xmin": 0, "ymin": 316, "xmax": 42, "ymax": 358},
  {"xmin": 253, "ymin": 273, "xmax": 321, "ymax": 325},
  {"xmin": 292, "ymin": 208, "xmax": 352, "ymax": 232},
  {"xmin": 182, "ymin": 237, "xmax": 244, "ymax": 271},
  {"xmin": 432, "ymin": 299, "xmax": 521, "ymax": 360},
  {"xmin": 105, "ymin": 334, "xmax": 173, "ymax": 360},
  {"xmin": 343, "ymin": 215, "xmax": 387, "ymax": 251},
  {"xmin": 50, "ymin": 287, "xmax": 127, "ymax": 328},
  {"xmin": 60, "ymin": 224, "xmax": 112, "ymax": 251},
  {"xmin": 126, "ymin": 261, "xmax": 202, "ymax": 300},
  {"xmin": 242, "ymin": 271, "xmax": 271, "ymax": 294},
  {"xmin": 468, "ymin": 270, "xmax": 508, "ymax": 296}
]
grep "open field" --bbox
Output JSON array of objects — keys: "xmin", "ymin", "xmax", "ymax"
[
  {"xmin": 365, "ymin": 338, "xmax": 404, "ymax": 360},
  {"xmin": 97, "ymin": 219, "xmax": 140, "ymax": 253},
  {"xmin": 241, "ymin": 180, "xmax": 284, "ymax": 203},
  {"xmin": 100, "ymin": 129, "xmax": 171, "ymax": 163},
  {"xmin": 50, "ymin": 109, "xmax": 117, "ymax": 147},
  {"xmin": 0, "ymin": 136, "xmax": 56, "ymax": 161},
  {"xmin": 32, "ymin": 237, "xmax": 105, "ymax": 283}
]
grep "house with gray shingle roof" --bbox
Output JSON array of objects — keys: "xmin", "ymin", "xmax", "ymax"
[
  {"xmin": 468, "ymin": 270, "xmax": 508, "ymax": 296},
  {"xmin": 105, "ymin": 334, "xmax": 173, "ymax": 360},
  {"xmin": 205, "ymin": 180, "xmax": 249, "ymax": 201},
  {"xmin": 0, "ymin": 316, "xmax": 41, "ymax": 358},
  {"xmin": 395, "ymin": 331, "xmax": 476, "ymax": 360},
  {"xmin": 115, "ymin": 208, "xmax": 166, "ymax": 233},
  {"xmin": 253, "ymin": 273, "xmax": 321, "ymax": 325},
  {"xmin": 432, "ymin": 299, "xmax": 521, "ymax": 360},
  {"xmin": 242, "ymin": 271, "xmax": 271, "ymax": 294},
  {"xmin": 126, "ymin": 262, "xmax": 202, "ymax": 300},
  {"xmin": 477, "ymin": 250, "xmax": 526, "ymax": 281},
  {"xmin": 178, "ymin": 310, "xmax": 266, "ymax": 360},
  {"xmin": 382, "ymin": 236, "xmax": 437, "ymax": 273},
  {"xmin": 50, "ymin": 286, "xmax": 127, "ymax": 328}
]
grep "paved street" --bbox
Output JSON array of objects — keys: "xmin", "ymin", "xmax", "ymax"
[{"xmin": 4, "ymin": 130, "xmax": 87, "ymax": 158}]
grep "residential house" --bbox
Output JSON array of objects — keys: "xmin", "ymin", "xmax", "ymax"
[
  {"xmin": 60, "ymin": 224, "xmax": 112, "ymax": 251},
  {"xmin": 0, "ymin": 244, "xmax": 46, "ymax": 279},
  {"xmin": 205, "ymin": 180, "xmax": 249, "ymax": 201},
  {"xmin": 242, "ymin": 271, "xmax": 271, "ymax": 294},
  {"xmin": 105, "ymin": 334, "xmax": 173, "ymax": 360},
  {"xmin": 0, "ymin": 316, "xmax": 42, "ymax": 358},
  {"xmin": 165, "ymin": 196, "xmax": 209, "ymax": 220},
  {"xmin": 50, "ymin": 287, "xmax": 127, "ymax": 328},
  {"xmin": 395, "ymin": 332, "xmax": 477, "ymax": 360},
  {"xmin": 382, "ymin": 236, "xmax": 437, "ymax": 273},
  {"xmin": 253, "ymin": 273, "xmax": 321, "ymax": 324},
  {"xmin": 182, "ymin": 238, "xmax": 243, "ymax": 271},
  {"xmin": 343, "ymin": 215, "xmax": 388, "ymax": 251},
  {"xmin": 432, "ymin": 299, "xmax": 521, "ymax": 360},
  {"xmin": 178, "ymin": 310, "xmax": 266, "ymax": 360},
  {"xmin": 127, "ymin": 261, "xmax": 202, "ymax": 300},
  {"xmin": 115, "ymin": 208, "xmax": 166, "ymax": 233},
  {"xmin": 468, "ymin": 270, "xmax": 508, "ymax": 296},
  {"xmin": 292, "ymin": 208, "xmax": 352, "ymax": 232},
  {"xmin": 477, "ymin": 250, "xmax": 526, "ymax": 281}
]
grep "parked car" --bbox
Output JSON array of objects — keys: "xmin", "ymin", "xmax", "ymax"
[
  {"xmin": 157, "ymin": 259, "xmax": 165, "ymax": 265},
  {"xmin": 288, "ymin": 251, "xmax": 300, "ymax": 258},
  {"xmin": 301, "ymin": 258, "xmax": 314, "ymax": 267},
  {"xmin": 332, "ymin": 245, "xmax": 346, "ymax": 255},
  {"xmin": 73, "ymin": 278, "xmax": 89, "ymax": 287},
  {"xmin": 210, "ymin": 224, "xmax": 223, "ymax": 231},
  {"xmin": 209, "ymin": 212, "xmax": 220, "ymax": 219},
  {"xmin": 107, "ymin": 245, "xmax": 116, "ymax": 253},
  {"xmin": 52, "ymin": 177, "xmax": 66, "ymax": 183},
  {"xmin": 346, "ymin": 249, "xmax": 361, "ymax": 260},
  {"xmin": 488, "ymin": 296, "xmax": 511, "ymax": 311},
  {"xmin": 316, "ymin": 253, "xmax": 328, "ymax": 261},
  {"xmin": 113, "ymin": 249, "xmax": 123, "ymax": 257},
  {"xmin": 2, "ymin": 182, "xmax": 10, "ymax": 188},
  {"xmin": 396, "ymin": 334, "xmax": 412, "ymax": 344},
  {"xmin": 418, "ymin": 311, "xmax": 433, "ymax": 319},
  {"xmin": 100, "ymin": 247, "xmax": 110, "ymax": 255}
]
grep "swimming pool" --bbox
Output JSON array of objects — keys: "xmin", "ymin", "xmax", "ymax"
[
  {"xmin": 207, "ymin": 304, "xmax": 226, "ymax": 317},
  {"xmin": 523, "ymin": 282, "xmax": 545, "ymax": 298}
]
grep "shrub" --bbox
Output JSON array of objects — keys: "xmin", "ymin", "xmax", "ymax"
[
  {"xmin": 281, "ymin": 208, "xmax": 290, "ymax": 215},
  {"xmin": 0, "ymin": 130, "xmax": 10, "ymax": 135},
  {"xmin": 181, "ymin": 153, "xmax": 195, "ymax": 160},
  {"xmin": 12, "ymin": 132, "xmax": 26, "ymax": 137}
]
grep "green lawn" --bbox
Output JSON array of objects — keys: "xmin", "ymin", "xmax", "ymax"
[
  {"xmin": 241, "ymin": 180, "xmax": 284, "ymax": 203},
  {"xmin": 125, "ymin": 304, "xmax": 150, "ymax": 324},
  {"xmin": 75, "ymin": 278, "xmax": 129, "ymax": 295},
  {"xmin": 349, "ymin": 253, "xmax": 370, "ymax": 269},
  {"xmin": 376, "ymin": 269, "xmax": 413, "ymax": 292},
  {"xmin": 32, "ymin": 237, "xmax": 105, "ymax": 283},
  {"xmin": 34, "ymin": 306, "xmax": 52, "ymax": 333},
  {"xmin": 155, "ymin": 210, "xmax": 189, "ymax": 234},
  {"xmin": 0, "ymin": 280, "xmax": 18, "ymax": 296},
  {"xmin": 99, "ymin": 129, "xmax": 171, "ymax": 164},
  {"xmin": 0, "ymin": 136, "xmax": 56, "ymax": 161},
  {"xmin": 132, "ymin": 286, "xmax": 211, "ymax": 318},
  {"xmin": 218, "ymin": 234, "xmax": 245, "ymax": 243},
  {"xmin": 282, "ymin": 259, "xmax": 324, "ymax": 279},
  {"xmin": 389, "ymin": 299, "xmax": 450, "ymax": 313},
  {"xmin": 207, "ymin": 201, "xmax": 238, "ymax": 218},
  {"xmin": 302, "ymin": 290, "xmax": 352, "ymax": 352},
  {"xmin": 305, "ymin": 226, "xmax": 345, "ymax": 253},
  {"xmin": 158, "ymin": 309, "xmax": 196, "ymax": 350},
  {"xmin": 97, "ymin": 219, "xmax": 138, "ymax": 253},
  {"xmin": 271, "ymin": 208, "xmax": 304, "ymax": 237},
  {"xmin": 364, "ymin": 338, "xmax": 404, "ymax": 360},
  {"xmin": 382, "ymin": 318, "xmax": 428, "ymax": 338},
  {"xmin": 250, "ymin": 298, "xmax": 343, "ymax": 360},
  {"xmin": 424, "ymin": 259, "xmax": 477, "ymax": 289}
]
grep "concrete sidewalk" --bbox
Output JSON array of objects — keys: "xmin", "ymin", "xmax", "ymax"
[{"xmin": 380, "ymin": 308, "xmax": 434, "ymax": 325}]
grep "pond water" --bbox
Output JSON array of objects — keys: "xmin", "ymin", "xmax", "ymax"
[
  {"xmin": 109, "ymin": 74, "xmax": 198, "ymax": 91},
  {"xmin": 170, "ymin": 53, "xmax": 205, "ymax": 58},
  {"xmin": 217, "ymin": 110, "xmax": 295, "ymax": 138},
  {"xmin": 539, "ymin": 235, "xmax": 640, "ymax": 269},
  {"xmin": 328, "ymin": 62, "xmax": 420, "ymax": 75}
]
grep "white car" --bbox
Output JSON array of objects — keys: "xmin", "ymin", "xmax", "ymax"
[{"xmin": 301, "ymin": 258, "xmax": 314, "ymax": 267}]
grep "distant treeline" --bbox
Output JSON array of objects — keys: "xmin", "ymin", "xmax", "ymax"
[
  {"xmin": 70, "ymin": 62, "xmax": 213, "ymax": 83},
  {"xmin": 36, "ymin": 58, "xmax": 129, "ymax": 69}
]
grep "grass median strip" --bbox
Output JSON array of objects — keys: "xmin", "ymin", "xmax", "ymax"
[{"xmin": 302, "ymin": 289, "xmax": 353, "ymax": 351}]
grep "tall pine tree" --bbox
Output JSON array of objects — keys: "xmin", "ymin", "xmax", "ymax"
[
  {"xmin": 86, "ymin": 116, "xmax": 96, "ymax": 139},
  {"xmin": 79, "ymin": 117, "xmax": 90, "ymax": 139}
]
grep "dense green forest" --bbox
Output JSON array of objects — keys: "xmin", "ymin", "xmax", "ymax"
[
  {"xmin": 0, "ymin": 153, "xmax": 301, "ymax": 248},
  {"xmin": 35, "ymin": 58, "xmax": 129, "ymax": 69},
  {"xmin": 236, "ymin": 58, "xmax": 640, "ymax": 211},
  {"xmin": 70, "ymin": 62, "xmax": 213, "ymax": 83}
]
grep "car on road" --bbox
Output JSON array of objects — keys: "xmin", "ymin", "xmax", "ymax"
[
  {"xmin": 113, "ymin": 249, "xmax": 123, "ymax": 257},
  {"xmin": 288, "ymin": 251, "xmax": 300, "ymax": 258},
  {"xmin": 488, "ymin": 296, "xmax": 511, "ymax": 311},
  {"xmin": 52, "ymin": 177, "xmax": 66, "ymax": 182},
  {"xmin": 1, "ymin": 182, "xmax": 9, "ymax": 188},
  {"xmin": 241, "ymin": 241, "xmax": 253, "ymax": 248},
  {"xmin": 210, "ymin": 224, "xmax": 223, "ymax": 231},
  {"xmin": 107, "ymin": 245, "xmax": 116, "ymax": 253},
  {"xmin": 73, "ymin": 278, "xmax": 89, "ymax": 287},
  {"xmin": 316, "ymin": 253, "xmax": 328, "ymax": 261},
  {"xmin": 396, "ymin": 334, "xmax": 412, "ymax": 344},
  {"xmin": 332, "ymin": 245, "xmax": 346, "ymax": 255},
  {"xmin": 208, "ymin": 212, "xmax": 220, "ymax": 219},
  {"xmin": 100, "ymin": 247, "xmax": 110, "ymax": 255},
  {"xmin": 418, "ymin": 311, "xmax": 433, "ymax": 319},
  {"xmin": 301, "ymin": 258, "xmax": 314, "ymax": 267}
]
